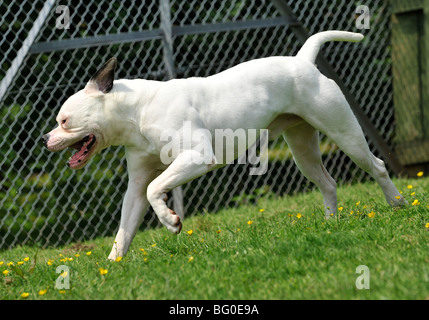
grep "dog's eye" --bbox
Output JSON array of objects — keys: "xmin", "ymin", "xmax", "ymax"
[{"xmin": 61, "ymin": 118, "xmax": 68, "ymax": 128}]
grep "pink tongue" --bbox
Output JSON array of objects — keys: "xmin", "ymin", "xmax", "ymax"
[
  {"xmin": 70, "ymin": 135, "xmax": 94, "ymax": 165},
  {"xmin": 71, "ymin": 145, "xmax": 88, "ymax": 163}
]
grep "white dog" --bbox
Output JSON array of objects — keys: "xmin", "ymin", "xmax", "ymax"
[{"xmin": 43, "ymin": 31, "xmax": 406, "ymax": 260}]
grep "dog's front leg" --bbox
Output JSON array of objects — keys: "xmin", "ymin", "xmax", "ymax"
[
  {"xmin": 147, "ymin": 149, "xmax": 217, "ymax": 233},
  {"xmin": 108, "ymin": 179, "xmax": 149, "ymax": 260},
  {"xmin": 108, "ymin": 150, "xmax": 158, "ymax": 260}
]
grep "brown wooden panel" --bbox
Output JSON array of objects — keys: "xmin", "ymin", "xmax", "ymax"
[{"xmin": 392, "ymin": 10, "xmax": 424, "ymax": 148}]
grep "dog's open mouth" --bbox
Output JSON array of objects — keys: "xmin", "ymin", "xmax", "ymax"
[{"xmin": 67, "ymin": 134, "xmax": 97, "ymax": 169}]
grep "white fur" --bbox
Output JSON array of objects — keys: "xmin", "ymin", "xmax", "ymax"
[{"xmin": 44, "ymin": 31, "xmax": 406, "ymax": 260}]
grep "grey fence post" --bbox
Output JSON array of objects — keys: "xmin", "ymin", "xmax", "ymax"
[
  {"xmin": 160, "ymin": 0, "xmax": 176, "ymax": 79},
  {"xmin": 0, "ymin": 0, "xmax": 56, "ymax": 103},
  {"xmin": 160, "ymin": 0, "xmax": 183, "ymax": 217}
]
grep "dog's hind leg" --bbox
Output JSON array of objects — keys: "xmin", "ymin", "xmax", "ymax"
[
  {"xmin": 147, "ymin": 148, "xmax": 218, "ymax": 233},
  {"xmin": 283, "ymin": 122, "xmax": 337, "ymax": 217},
  {"xmin": 329, "ymin": 132, "xmax": 405, "ymax": 207},
  {"xmin": 297, "ymin": 79, "xmax": 406, "ymax": 208}
]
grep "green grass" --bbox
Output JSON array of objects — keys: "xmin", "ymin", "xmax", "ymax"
[{"xmin": 1, "ymin": 176, "xmax": 429, "ymax": 300}]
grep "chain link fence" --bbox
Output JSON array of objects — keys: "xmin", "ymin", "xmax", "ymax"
[{"xmin": 0, "ymin": 0, "xmax": 395, "ymax": 249}]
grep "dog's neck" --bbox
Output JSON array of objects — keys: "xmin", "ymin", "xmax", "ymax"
[{"xmin": 101, "ymin": 79, "xmax": 160, "ymax": 150}]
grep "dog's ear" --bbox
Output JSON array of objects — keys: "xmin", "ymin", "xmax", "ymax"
[{"xmin": 86, "ymin": 57, "xmax": 117, "ymax": 94}]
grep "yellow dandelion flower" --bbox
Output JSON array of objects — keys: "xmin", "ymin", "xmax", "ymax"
[
  {"xmin": 99, "ymin": 268, "xmax": 108, "ymax": 275},
  {"xmin": 259, "ymin": 209, "xmax": 265, "ymax": 212},
  {"xmin": 60, "ymin": 271, "xmax": 68, "ymax": 278},
  {"xmin": 74, "ymin": 254, "xmax": 80, "ymax": 257},
  {"xmin": 187, "ymin": 230, "xmax": 193, "ymax": 236},
  {"xmin": 115, "ymin": 257, "xmax": 122, "ymax": 263},
  {"xmin": 247, "ymin": 220, "xmax": 254, "ymax": 225},
  {"xmin": 47, "ymin": 261, "xmax": 53, "ymax": 266},
  {"xmin": 188, "ymin": 256, "xmax": 194, "ymax": 262},
  {"xmin": 144, "ymin": 258, "xmax": 148, "ymax": 262},
  {"xmin": 7, "ymin": 262, "xmax": 13, "ymax": 266},
  {"xmin": 17, "ymin": 261, "xmax": 24, "ymax": 265},
  {"xmin": 395, "ymin": 196, "xmax": 401, "ymax": 200},
  {"xmin": 139, "ymin": 248, "xmax": 145, "ymax": 252},
  {"xmin": 216, "ymin": 229, "xmax": 221, "ymax": 234},
  {"xmin": 2, "ymin": 270, "xmax": 9, "ymax": 275},
  {"xmin": 59, "ymin": 290, "xmax": 66, "ymax": 294},
  {"xmin": 417, "ymin": 171, "xmax": 424, "ymax": 177},
  {"xmin": 38, "ymin": 289, "xmax": 47, "ymax": 296},
  {"xmin": 296, "ymin": 213, "xmax": 302, "ymax": 219},
  {"xmin": 86, "ymin": 251, "xmax": 92, "ymax": 256},
  {"xmin": 338, "ymin": 207, "xmax": 343, "ymax": 211},
  {"xmin": 0, "ymin": 261, "xmax": 3, "ymax": 266},
  {"xmin": 151, "ymin": 243, "xmax": 157, "ymax": 247},
  {"xmin": 356, "ymin": 201, "xmax": 360, "ymax": 206},
  {"xmin": 23, "ymin": 257, "xmax": 29, "ymax": 262},
  {"xmin": 143, "ymin": 251, "xmax": 148, "ymax": 256},
  {"xmin": 407, "ymin": 185, "xmax": 413, "ymax": 189},
  {"xmin": 350, "ymin": 210, "xmax": 354, "ymax": 215},
  {"xmin": 368, "ymin": 211, "xmax": 375, "ymax": 218},
  {"xmin": 425, "ymin": 223, "xmax": 429, "ymax": 228},
  {"xmin": 411, "ymin": 192, "xmax": 416, "ymax": 196},
  {"xmin": 412, "ymin": 199, "xmax": 420, "ymax": 206},
  {"xmin": 21, "ymin": 292, "xmax": 29, "ymax": 298}
]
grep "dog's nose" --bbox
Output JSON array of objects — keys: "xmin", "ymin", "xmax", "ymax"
[{"xmin": 42, "ymin": 134, "xmax": 50, "ymax": 146}]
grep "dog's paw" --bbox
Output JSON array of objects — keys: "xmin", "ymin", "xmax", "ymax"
[
  {"xmin": 161, "ymin": 209, "xmax": 182, "ymax": 234},
  {"xmin": 108, "ymin": 249, "xmax": 120, "ymax": 261},
  {"xmin": 389, "ymin": 195, "xmax": 408, "ymax": 207},
  {"xmin": 107, "ymin": 253, "xmax": 117, "ymax": 261}
]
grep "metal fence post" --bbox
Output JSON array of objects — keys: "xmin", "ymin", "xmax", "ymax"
[
  {"xmin": 0, "ymin": 0, "xmax": 55, "ymax": 103},
  {"xmin": 160, "ymin": 0, "xmax": 176, "ymax": 79},
  {"xmin": 160, "ymin": 0, "xmax": 183, "ymax": 217}
]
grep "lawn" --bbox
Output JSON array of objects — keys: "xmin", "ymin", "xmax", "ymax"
[{"xmin": 1, "ymin": 176, "xmax": 429, "ymax": 300}]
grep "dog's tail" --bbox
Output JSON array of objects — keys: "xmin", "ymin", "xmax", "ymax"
[{"xmin": 296, "ymin": 31, "xmax": 364, "ymax": 64}]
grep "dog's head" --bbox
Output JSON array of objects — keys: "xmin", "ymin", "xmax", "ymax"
[{"xmin": 42, "ymin": 57, "xmax": 117, "ymax": 169}]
